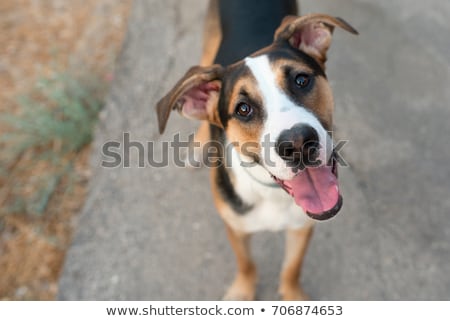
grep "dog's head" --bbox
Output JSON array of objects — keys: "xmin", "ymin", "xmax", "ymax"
[{"xmin": 156, "ymin": 14, "xmax": 358, "ymax": 220}]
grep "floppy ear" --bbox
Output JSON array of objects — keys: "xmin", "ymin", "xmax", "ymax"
[
  {"xmin": 156, "ymin": 64, "xmax": 224, "ymax": 134},
  {"xmin": 274, "ymin": 14, "xmax": 358, "ymax": 66}
]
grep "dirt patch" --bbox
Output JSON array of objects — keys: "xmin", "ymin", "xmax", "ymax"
[{"xmin": 0, "ymin": 0, "xmax": 132, "ymax": 300}]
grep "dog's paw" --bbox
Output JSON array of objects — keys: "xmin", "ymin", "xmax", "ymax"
[
  {"xmin": 223, "ymin": 286, "xmax": 255, "ymax": 301},
  {"xmin": 223, "ymin": 276, "xmax": 256, "ymax": 301},
  {"xmin": 279, "ymin": 285, "xmax": 310, "ymax": 301}
]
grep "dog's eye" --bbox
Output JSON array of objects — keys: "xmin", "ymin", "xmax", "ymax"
[
  {"xmin": 295, "ymin": 73, "xmax": 311, "ymax": 88},
  {"xmin": 235, "ymin": 102, "xmax": 253, "ymax": 118}
]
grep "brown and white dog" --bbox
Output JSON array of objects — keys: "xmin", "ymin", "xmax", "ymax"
[{"xmin": 156, "ymin": 0, "xmax": 357, "ymax": 300}]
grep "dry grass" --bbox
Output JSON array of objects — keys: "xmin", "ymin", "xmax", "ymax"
[
  {"xmin": 0, "ymin": 0, "xmax": 132, "ymax": 300},
  {"xmin": 0, "ymin": 149, "xmax": 90, "ymax": 300}
]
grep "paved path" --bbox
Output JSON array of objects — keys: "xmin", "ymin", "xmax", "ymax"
[{"xmin": 59, "ymin": 0, "xmax": 450, "ymax": 300}]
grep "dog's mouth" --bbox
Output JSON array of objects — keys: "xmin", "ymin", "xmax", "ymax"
[{"xmin": 272, "ymin": 153, "xmax": 342, "ymax": 221}]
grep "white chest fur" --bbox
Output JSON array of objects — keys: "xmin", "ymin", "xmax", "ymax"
[{"xmin": 220, "ymin": 149, "xmax": 312, "ymax": 233}]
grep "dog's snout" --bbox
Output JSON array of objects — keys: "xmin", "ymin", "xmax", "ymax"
[{"xmin": 276, "ymin": 124, "xmax": 320, "ymax": 167}]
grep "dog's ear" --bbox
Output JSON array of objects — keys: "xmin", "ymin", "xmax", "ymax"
[
  {"xmin": 156, "ymin": 64, "xmax": 224, "ymax": 134},
  {"xmin": 274, "ymin": 14, "xmax": 358, "ymax": 66}
]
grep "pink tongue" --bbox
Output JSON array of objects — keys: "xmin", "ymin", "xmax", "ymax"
[{"xmin": 287, "ymin": 166, "xmax": 339, "ymax": 215}]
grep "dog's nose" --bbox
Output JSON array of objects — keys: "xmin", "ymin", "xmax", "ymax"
[{"xmin": 276, "ymin": 124, "xmax": 320, "ymax": 167}]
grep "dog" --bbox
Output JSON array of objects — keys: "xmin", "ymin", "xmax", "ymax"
[{"xmin": 156, "ymin": 0, "xmax": 357, "ymax": 300}]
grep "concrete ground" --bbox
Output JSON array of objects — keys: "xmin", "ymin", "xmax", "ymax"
[{"xmin": 58, "ymin": 0, "xmax": 450, "ymax": 300}]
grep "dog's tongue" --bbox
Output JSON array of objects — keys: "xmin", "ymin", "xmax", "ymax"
[{"xmin": 288, "ymin": 166, "xmax": 339, "ymax": 215}]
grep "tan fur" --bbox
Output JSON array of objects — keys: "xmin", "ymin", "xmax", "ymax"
[
  {"xmin": 279, "ymin": 225, "xmax": 314, "ymax": 300},
  {"xmin": 200, "ymin": 0, "xmax": 222, "ymax": 67},
  {"xmin": 306, "ymin": 76, "xmax": 334, "ymax": 130},
  {"xmin": 193, "ymin": 121, "xmax": 210, "ymax": 149},
  {"xmin": 223, "ymin": 225, "xmax": 256, "ymax": 300},
  {"xmin": 204, "ymin": 83, "xmax": 223, "ymax": 128}
]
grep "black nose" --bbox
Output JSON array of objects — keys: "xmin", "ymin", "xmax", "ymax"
[{"xmin": 276, "ymin": 124, "xmax": 320, "ymax": 168}]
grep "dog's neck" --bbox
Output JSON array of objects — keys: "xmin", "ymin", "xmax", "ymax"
[
  {"xmin": 214, "ymin": 0, "xmax": 298, "ymax": 66},
  {"xmin": 230, "ymin": 147, "xmax": 279, "ymax": 188}
]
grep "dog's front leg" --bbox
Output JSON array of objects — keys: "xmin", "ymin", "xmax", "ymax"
[
  {"xmin": 279, "ymin": 224, "xmax": 314, "ymax": 300},
  {"xmin": 223, "ymin": 225, "xmax": 256, "ymax": 300}
]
